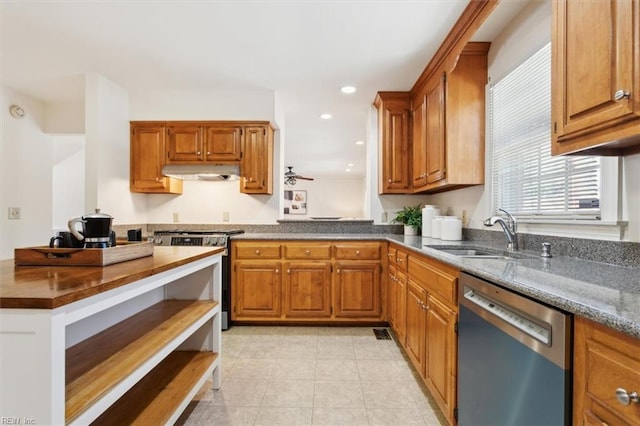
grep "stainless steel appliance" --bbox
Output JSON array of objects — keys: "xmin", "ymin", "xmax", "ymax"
[
  {"xmin": 153, "ymin": 229, "xmax": 244, "ymax": 330},
  {"xmin": 457, "ymin": 272, "xmax": 572, "ymax": 426}
]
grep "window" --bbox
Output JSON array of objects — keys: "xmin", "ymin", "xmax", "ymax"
[{"xmin": 490, "ymin": 42, "xmax": 601, "ymax": 220}]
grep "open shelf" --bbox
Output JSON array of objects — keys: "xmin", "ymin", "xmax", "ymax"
[
  {"xmin": 65, "ymin": 299, "xmax": 217, "ymax": 423},
  {"xmin": 92, "ymin": 350, "xmax": 217, "ymax": 425}
]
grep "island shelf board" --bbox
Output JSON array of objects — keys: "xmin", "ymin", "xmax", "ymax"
[
  {"xmin": 92, "ymin": 351, "xmax": 217, "ymax": 425},
  {"xmin": 65, "ymin": 299, "xmax": 218, "ymax": 424}
]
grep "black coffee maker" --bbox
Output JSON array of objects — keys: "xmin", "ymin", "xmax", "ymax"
[{"xmin": 68, "ymin": 209, "xmax": 114, "ymax": 248}]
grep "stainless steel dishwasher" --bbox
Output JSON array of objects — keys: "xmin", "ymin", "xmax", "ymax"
[{"xmin": 457, "ymin": 272, "xmax": 572, "ymax": 426}]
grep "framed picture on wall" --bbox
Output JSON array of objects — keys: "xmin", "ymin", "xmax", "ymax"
[{"xmin": 284, "ymin": 190, "xmax": 307, "ymax": 215}]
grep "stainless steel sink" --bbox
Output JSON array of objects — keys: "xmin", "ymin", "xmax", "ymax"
[{"xmin": 425, "ymin": 245, "xmax": 524, "ymax": 259}]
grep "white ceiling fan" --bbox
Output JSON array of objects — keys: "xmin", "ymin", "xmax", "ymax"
[{"xmin": 284, "ymin": 166, "xmax": 315, "ymax": 186}]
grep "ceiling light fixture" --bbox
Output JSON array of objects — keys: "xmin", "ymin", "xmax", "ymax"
[
  {"xmin": 347, "ymin": 163, "xmax": 354, "ymax": 167},
  {"xmin": 341, "ymin": 86, "xmax": 356, "ymax": 94},
  {"xmin": 345, "ymin": 168, "xmax": 351, "ymax": 172},
  {"xmin": 355, "ymin": 140, "xmax": 365, "ymax": 145},
  {"xmin": 320, "ymin": 113, "xmax": 332, "ymax": 120}
]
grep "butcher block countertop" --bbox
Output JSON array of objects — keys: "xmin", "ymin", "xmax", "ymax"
[{"xmin": 0, "ymin": 246, "xmax": 224, "ymax": 309}]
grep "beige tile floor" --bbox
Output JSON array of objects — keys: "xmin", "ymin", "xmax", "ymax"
[{"xmin": 177, "ymin": 326, "xmax": 446, "ymax": 426}]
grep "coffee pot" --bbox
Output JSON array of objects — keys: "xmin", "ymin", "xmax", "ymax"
[{"xmin": 68, "ymin": 209, "xmax": 114, "ymax": 248}]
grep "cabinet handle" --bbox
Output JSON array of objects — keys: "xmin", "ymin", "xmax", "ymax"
[
  {"xmin": 616, "ymin": 388, "xmax": 639, "ymax": 406},
  {"xmin": 388, "ymin": 253, "xmax": 394, "ymax": 257},
  {"xmin": 614, "ymin": 90, "xmax": 631, "ymax": 101},
  {"xmin": 397, "ymin": 258, "xmax": 403, "ymax": 263},
  {"xmin": 305, "ymin": 250, "xmax": 311, "ymax": 255},
  {"xmin": 255, "ymin": 249, "xmax": 260, "ymax": 255}
]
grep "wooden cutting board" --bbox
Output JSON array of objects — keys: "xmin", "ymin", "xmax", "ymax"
[{"xmin": 14, "ymin": 241, "xmax": 154, "ymax": 267}]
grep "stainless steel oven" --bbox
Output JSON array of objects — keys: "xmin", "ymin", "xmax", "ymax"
[{"xmin": 152, "ymin": 229, "xmax": 243, "ymax": 330}]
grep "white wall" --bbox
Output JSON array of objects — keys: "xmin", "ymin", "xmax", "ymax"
[
  {"xmin": 129, "ymin": 89, "xmax": 282, "ymax": 224},
  {"xmin": 622, "ymin": 154, "xmax": 640, "ymax": 241},
  {"xmin": 52, "ymin": 135, "xmax": 85, "ymax": 230},
  {"xmin": 283, "ymin": 176, "xmax": 366, "ymax": 219},
  {"xmin": 0, "ymin": 86, "xmax": 54, "ymax": 259},
  {"xmin": 45, "ymin": 101, "xmax": 85, "ymax": 134}
]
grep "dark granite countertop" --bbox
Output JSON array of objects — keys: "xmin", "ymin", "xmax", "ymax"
[{"xmin": 233, "ymin": 233, "xmax": 640, "ymax": 339}]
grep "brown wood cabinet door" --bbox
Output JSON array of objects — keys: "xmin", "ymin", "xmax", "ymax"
[
  {"xmin": 554, "ymin": 0, "xmax": 640, "ymax": 142},
  {"xmin": 204, "ymin": 126, "xmax": 242, "ymax": 162},
  {"xmin": 394, "ymin": 270, "xmax": 408, "ymax": 346},
  {"xmin": 334, "ymin": 262, "xmax": 381, "ymax": 318},
  {"xmin": 130, "ymin": 125, "xmax": 182, "ymax": 194},
  {"xmin": 573, "ymin": 316, "xmax": 640, "ymax": 426},
  {"xmin": 383, "ymin": 107, "xmax": 411, "ymax": 192},
  {"xmin": 241, "ymin": 126, "xmax": 272, "ymax": 194},
  {"xmin": 405, "ymin": 279, "xmax": 427, "ymax": 373},
  {"xmin": 387, "ymin": 264, "xmax": 397, "ymax": 327},
  {"xmin": 233, "ymin": 262, "xmax": 281, "ymax": 318},
  {"xmin": 283, "ymin": 262, "xmax": 332, "ymax": 318},
  {"xmin": 412, "ymin": 96, "xmax": 428, "ymax": 190},
  {"xmin": 426, "ymin": 74, "xmax": 446, "ymax": 184},
  {"xmin": 166, "ymin": 126, "xmax": 204, "ymax": 163},
  {"xmin": 425, "ymin": 295, "xmax": 457, "ymax": 425}
]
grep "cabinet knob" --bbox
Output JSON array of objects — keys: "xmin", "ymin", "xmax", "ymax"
[
  {"xmin": 275, "ymin": 269, "xmax": 279, "ymax": 274},
  {"xmin": 207, "ymin": 151, "xmax": 211, "ymax": 155},
  {"xmin": 356, "ymin": 250, "xmax": 361, "ymax": 255},
  {"xmin": 337, "ymin": 269, "xmax": 341, "ymax": 274},
  {"xmin": 616, "ymin": 388, "xmax": 639, "ymax": 406},
  {"xmin": 397, "ymin": 258, "xmax": 403, "ymax": 263},
  {"xmin": 197, "ymin": 151, "xmax": 201, "ymax": 155},
  {"xmin": 388, "ymin": 179, "xmax": 392, "ymax": 183},
  {"xmin": 255, "ymin": 249, "xmax": 260, "ymax": 255},
  {"xmin": 614, "ymin": 90, "xmax": 631, "ymax": 101},
  {"xmin": 287, "ymin": 269, "xmax": 291, "ymax": 274},
  {"xmin": 305, "ymin": 250, "xmax": 311, "ymax": 255}
]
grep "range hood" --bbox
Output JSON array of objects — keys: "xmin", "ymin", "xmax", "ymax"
[{"xmin": 162, "ymin": 164, "xmax": 241, "ymax": 181}]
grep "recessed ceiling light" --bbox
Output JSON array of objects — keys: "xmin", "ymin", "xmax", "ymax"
[
  {"xmin": 345, "ymin": 168, "xmax": 352, "ymax": 172},
  {"xmin": 355, "ymin": 140, "xmax": 365, "ymax": 145},
  {"xmin": 347, "ymin": 163, "xmax": 354, "ymax": 167},
  {"xmin": 320, "ymin": 113, "xmax": 332, "ymax": 120},
  {"xmin": 341, "ymin": 86, "xmax": 356, "ymax": 94}
]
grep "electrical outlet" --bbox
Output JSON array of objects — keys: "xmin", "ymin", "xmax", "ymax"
[
  {"xmin": 222, "ymin": 211, "xmax": 230, "ymax": 222},
  {"xmin": 8, "ymin": 207, "xmax": 21, "ymax": 220},
  {"xmin": 172, "ymin": 212, "xmax": 179, "ymax": 223}
]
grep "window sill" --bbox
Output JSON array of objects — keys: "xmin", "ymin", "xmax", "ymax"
[{"xmin": 517, "ymin": 220, "xmax": 628, "ymax": 241}]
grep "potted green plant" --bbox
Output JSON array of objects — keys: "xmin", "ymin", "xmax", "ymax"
[{"xmin": 392, "ymin": 205, "xmax": 422, "ymax": 236}]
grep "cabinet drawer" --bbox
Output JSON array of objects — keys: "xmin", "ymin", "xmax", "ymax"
[
  {"xmin": 582, "ymin": 337, "xmax": 640, "ymax": 424},
  {"xmin": 387, "ymin": 246, "xmax": 398, "ymax": 265},
  {"xmin": 396, "ymin": 250, "xmax": 409, "ymax": 271},
  {"xmin": 235, "ymin": 243, "xmax": 281, "ymax": 259},
  {"xmin": 408, "ymin": 256, "xmax": 457, "ymax": 306},
  {"xmin": 334, "ymin": 242, "xmax": 381, "ymax": 260},
  {"xmin": 284, "ymin": 243, "xmax": 331, "ymax": 259}
]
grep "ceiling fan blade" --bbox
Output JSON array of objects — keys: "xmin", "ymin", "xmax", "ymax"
[{"xmin": 295, "ymin": 175, "xmax": 314, "ymax": 181}]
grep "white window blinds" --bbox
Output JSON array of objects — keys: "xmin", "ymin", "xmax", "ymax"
[{"xmin": 490, "ymin": 42, "xmax": 601, "ymax": 219}]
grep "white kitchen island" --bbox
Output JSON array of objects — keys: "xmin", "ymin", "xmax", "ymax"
[{"xmin": 0, "ymin": 246, "xmax": 223, "ymax": 425}]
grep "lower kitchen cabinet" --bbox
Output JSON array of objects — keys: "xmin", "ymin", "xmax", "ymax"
[
  {"xmin": 234, "ymin": 262, "xmax": 281, "ymax": 318},
  {"xmin": 284, "ymin": 262, "xmax": 332, "ymax": 318},
  {"xmin": 388, "ymin": 242, "xmax": 459, "ymax": 426},
  {"xmin": 232, "ymin": 240, "xmax": 387, "ymax": 323},
  {"xmin": 334, "ymin": 261, "xmax": 382, "ymax": 318},
  {"xmin": 574, "ymin": 316, "xmax": 640, "ymax": 425}
]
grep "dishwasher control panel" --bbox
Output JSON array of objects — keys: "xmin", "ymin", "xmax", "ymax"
[{"xmin": 464, "ymin": 288, "xmax": 551, "ymax": 345}]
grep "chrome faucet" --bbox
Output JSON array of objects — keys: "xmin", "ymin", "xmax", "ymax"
[{"xmin": 484, "ymin": 208, "xmax": 519, "ymax": 251}]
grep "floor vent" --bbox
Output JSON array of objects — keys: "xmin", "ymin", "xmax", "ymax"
[{"xmin": 373, "ymin": 328, "xmax": 391, "ymax": 340}]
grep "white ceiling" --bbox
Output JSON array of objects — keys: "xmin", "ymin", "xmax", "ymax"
[{"xmin": 1, "ymin": 1, "xmax": 519, "ymax": 178}]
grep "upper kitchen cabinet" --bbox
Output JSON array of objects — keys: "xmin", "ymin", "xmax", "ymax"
[
  {"xmin": 130, "ymin": 123, "xmax": 183, "ymax": 194},
  {"xmin": 552, "ymin": 0, "xmax": 640, "ymax": 156},
  {"xmin": 166, "ymin": 123, "xmax": 242, "ymax": 163},
  {"xmin": 374, "ymin": 92, "xmax": 412, "ymax": 194},
  {"xmin": 412, "ymin": 42, "xmax": 489, "ymax": 193},
  {"xmin": 240, "ymin": 124, "xmax": 274, "ymax": 194}
]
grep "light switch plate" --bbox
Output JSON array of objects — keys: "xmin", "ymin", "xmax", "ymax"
[{"xmin": 222, "ymin": 212, "xmax": 230, "ymax": 222}]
